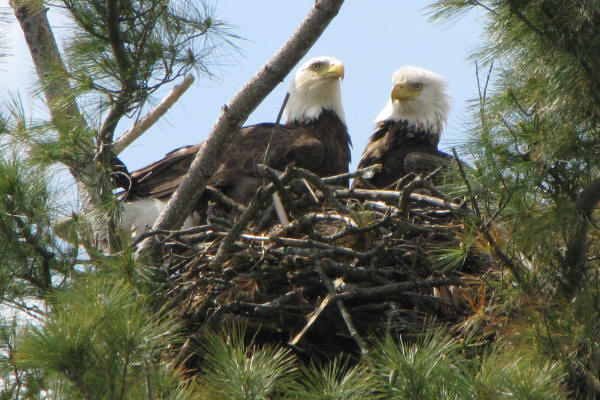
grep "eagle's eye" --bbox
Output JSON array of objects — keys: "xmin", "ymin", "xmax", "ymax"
[
  {"xmin": 311, "ymin": 62, "xmax": 323, "ymax": 71},
  {"xmin": 413, "ymin": 83, "xmax": 423, "ymax": 90}
]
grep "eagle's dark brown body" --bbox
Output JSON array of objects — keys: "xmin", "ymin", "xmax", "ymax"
[
  {"xmin": 126, "ymin": 109, "xmax": 350, "ymax": 211},
  {"xmin": 353, "ymin": 119, "xmax": 450, "ymax": 189}
]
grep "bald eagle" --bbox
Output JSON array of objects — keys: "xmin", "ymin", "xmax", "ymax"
[
  {"xmin": 122, "ymin": 56, "xmax": 350, "ymax": 234},
  {"xmin": 353, "ymin": 66, "xmax": 450, "ymax": 189}
]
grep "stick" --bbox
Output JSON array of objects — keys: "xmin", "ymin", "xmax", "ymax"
[
  {"xmin": 272, "ymin": 193, "xmax": 290, "ymax": 226},
  {"xmin": 289, "ymin": 293, "xmax": 332, "ymax": 346},
  {"xmin": 113, "ymin": 75, "xmax": 195, "ymax": 155},
  {"xmin": 322, "ymin": 164, "xmax": 382, "ymax": 184},
  {"xmin": 316, "ymin": 260, "xmax": 368, "ymax": 355},
  {"xmin": 336, "ymin": 188, "xmax": 464, "ymax": 211}
]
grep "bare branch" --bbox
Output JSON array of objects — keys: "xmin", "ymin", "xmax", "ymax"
[
  {"xmin": 335, "ymin": 188, "xmax": 464, "ymax": 211},
  {"xmin": 316, "ymin": 260, "xmax": 368, "ymax": 355},
  {"xmin": 136, "ymin": 0, "xmax": 346, "ymax": 260},
  {"xmin": 334, "ymin": 277, "xmax": 464, "ymax": 302},
  {"xmin": 113, "ymin": 75, "xmax": 196, "ymax": 154}
]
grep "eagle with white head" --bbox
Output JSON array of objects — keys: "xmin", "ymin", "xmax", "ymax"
[
  {"xmin": 353, "ymin": 66, "xmax": 451, "ymax": 189},
  {"xmin": 121, "ymin": 56, "xmax": 350, "ymax": 234}
]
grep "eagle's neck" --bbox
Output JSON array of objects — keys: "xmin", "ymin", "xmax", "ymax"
[
  {"xmin": 375, "ymin": 99, "xmax": 445, "ymax": 136},
  {"xmin": 283, "ymin": 79, "xmax": 345, "ymax": 125}
]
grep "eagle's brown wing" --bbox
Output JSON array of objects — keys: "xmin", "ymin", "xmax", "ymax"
[
  {"xmin": 210, "ymin": 123, "xmax": 325, "ymax": 204},
  {"xmin": 354, "ymin": 120, "xmax": 448, "ymax": 189},
  {"xmin": 127, "ymin": 144, "xmax": 202, "ymax": 200},
  {"xmin": 126, "ymin": 123, "xmax": 327, "ymax": 205}
]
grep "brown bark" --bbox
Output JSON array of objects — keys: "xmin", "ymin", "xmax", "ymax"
[{"xmin": 10, "ymin": 1, "xmax": 89, "ymax": 135}]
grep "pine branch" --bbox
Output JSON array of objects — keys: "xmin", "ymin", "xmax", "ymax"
[
  {"xmin": 99, "ymin": 0, "xmax": 142, "ymax": 144},
  {"xmin": 561, "ymin": 175, "xmax": 600, "ymax": 297},
  {"xmin": 452, "ymin": 148, "xmax": 526, "ymax": 283},
  {"xmin": 113, "ymin": 75, "xmax": 196, "ymax": 155},
  {"xmin": 136, "ymin": 0, "xmax": 346, "ymax": 261},
  {"xmin": 10, "ymin": 1, "xmax": 114, "ymax": 236}
]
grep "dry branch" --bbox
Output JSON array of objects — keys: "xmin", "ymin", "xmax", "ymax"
[
  {"xmin": 113, "ymin": 75, "xmax": 196, "ymax": 155},
  {"xmin": 316, "ymin": 260, "xmax": 368, "ymax": 355}
]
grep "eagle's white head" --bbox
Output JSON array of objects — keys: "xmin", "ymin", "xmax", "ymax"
[
  {"xmin": 284, "ymin": 56, "xmax": 346, "ymax": 125},
  {"xmin": 375, "ymin": 66, "xmax": 450, "ymax": 135}
]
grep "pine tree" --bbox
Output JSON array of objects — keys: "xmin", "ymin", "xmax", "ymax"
[{"xmin": 430, "ymin": 1, "xmax": 600, "ymax": 397}]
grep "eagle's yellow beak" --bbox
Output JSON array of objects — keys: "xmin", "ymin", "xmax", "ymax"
[
  {"xmin": 322, "ymin": 63, "xmax": 345, "ymax": 80},
  {"xmin": 391, "ymin": 83, "xmax": 419, "ymax": 102}
]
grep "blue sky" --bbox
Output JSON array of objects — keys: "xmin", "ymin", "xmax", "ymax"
[{"xmin": 3, "ymin": 1, "xmax": 486, "ymax": 173}]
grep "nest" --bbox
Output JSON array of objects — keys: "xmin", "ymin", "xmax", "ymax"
[{"xmin": 145, "ymin": 165, "xmax": 497, "ymax": 363}]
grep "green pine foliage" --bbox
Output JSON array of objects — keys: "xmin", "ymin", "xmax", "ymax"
[
  {"xmin": 62, "ymin": 0, "xmax": 238, "ymax": 118},
  {"xmin": 430, "ymin": 0, "xmax": 600, "ymax": 397},
  {"xmin": 198, "ymin": 328, "xmax": 297, "ymax": 400},
  {"xmin": 292, "ymin": 358, "xmax": 378, "ymax": 400},
  {"xmin": 0, "ymin": 1, "xmax": 240, "ymax": 396},
  {"xmin": 190, "ymin": 328, "xmax": 568, "ymax": 400},
  {"xmin": 369, "ymin": 330, "xmax": 472, "ymax": 399},
  {"xmin": 17, "ymin": 278, "xmax": 192, "ymax": 399}
]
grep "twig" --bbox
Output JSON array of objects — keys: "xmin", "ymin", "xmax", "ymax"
[
  {"xmin": 469, "ymin": 0, "xmax": 498, "ymax": 16},
  {"xmin": 263, "ymin": 94, "xmax": 291, "ymax": 226},
  {"xmin": 337, "ymin": 188, "xmax": 464, "ymax": 211},
  {"xmin": 206, "ymin": 186, "xmax": 246, "ymax": 214},
  {"xmin": 302, "ymin": 178, "xmax": 320, "ymax": 203},
  {"xmin": 400, "ymin": 177, "xmax": 427, "ymax": 219},
  {"xmin": 132, "ymin": 223, "xmax": 227, "ymax": 246},
  {"xmin": 334, "ymin": 277, "xmax": 464, "ymax": 302},
  {"xmin": 322, "ymin": 258, "xmax": 389, "ymax": 285},
  {"xmin": 290, "ymin": 167, "xmax": 350, "ymax": 214},
  {"xmin": 263, "ymin": 92, "xmax": 290, "ymax": 164},
  {"xmin": 269, "ymin": 236, "xmax": 365, "ymax": 259},
  {"xmin": 257, "ymin": 165, "xmax": 293, "ymax": 225},
  {"xmin": 209, "ymin": 179, "xmax": 280, "ymax": 269},
  {"xmin": 113, "ymin": 75, "xmax": 195, "ymax": 154},
  {"xmin": 272, "ymin": 193, "xmax": 290, "ymax": 226},
  {"xmin": 316, "ymin": 260, "xmax": 368, "ymax": 355},
  {"xmin": 322, "ymin": 164, "xmax": 382, "ymax": 184},
  {"xmin": 278, "ymin": 212, "xmax": 358, "ymax": 236},
  {"xmin": 289, "ymin": 293, "xmax": 332, "ymax": 347}
]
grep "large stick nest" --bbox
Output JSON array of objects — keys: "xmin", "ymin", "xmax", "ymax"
[{"xmin": 147, "ymin": 165, "xmax": 497, "ymax": 363}]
